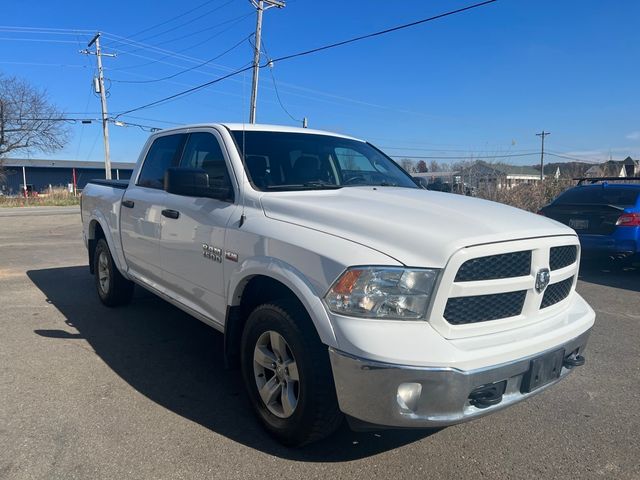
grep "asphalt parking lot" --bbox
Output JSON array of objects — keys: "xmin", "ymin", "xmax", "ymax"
[{"xmin": 1, "ymin": 207, "xmax": 639, "ymax": 480}]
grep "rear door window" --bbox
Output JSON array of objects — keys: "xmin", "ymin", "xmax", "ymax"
[
  {"xmin": 137, "ymin": 134, "xmax": 187, "ymax": 189},
  {"xmin": 554, "ymin": 187, "xmax": 640, "ymax": 207},
  {"xmin": 178, "ymin": 132, "xmax": 234, "ymax": 201}
]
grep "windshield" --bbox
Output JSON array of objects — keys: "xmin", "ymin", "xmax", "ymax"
[{"xmin": 230, "ymin": 130, "xmax": 418, "ymax": 191}]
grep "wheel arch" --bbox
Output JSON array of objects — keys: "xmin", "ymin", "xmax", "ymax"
[
  {"xmin": 224, "ymin": 257, "xmax": 337, "ymax": 368},
  {"xmin": 87, "ymin": 218, "xmax": 106, "ymax": 274},
  {"xmin": 86, "ymin": 213, "xmax": 128, "ymax": 277}
]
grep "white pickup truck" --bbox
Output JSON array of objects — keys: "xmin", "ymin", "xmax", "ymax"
[{"xmin": 81, "ymin": 123, "xmax": 594, "ymax": 446}]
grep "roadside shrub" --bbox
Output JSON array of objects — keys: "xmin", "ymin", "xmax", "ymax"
[
  {"xmin": 0, "ymin": 187, "xmax": 80, "ymax": 207},
  {"xmin": 476, "ymin": 178, "xmax": 574, "ymax": 212}
]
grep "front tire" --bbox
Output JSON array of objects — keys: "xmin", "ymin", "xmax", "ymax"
[
  {"xmin": 93, "ymin": 238, "xmax": 134, "ymax": 307},
  {"xmin": 240, "ymin": 300, "xmax": 343, "ymax": 447}
]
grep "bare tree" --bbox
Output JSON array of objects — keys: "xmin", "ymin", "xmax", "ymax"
[
  {"xmin": 399, "ymin": 158, "xmax": 416, "ymax": 173},
  {"xmin": 0, "ymin": 73, "xmax": 70, "ymax": 181}
]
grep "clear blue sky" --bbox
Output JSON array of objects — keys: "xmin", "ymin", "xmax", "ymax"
[{"xmin": 1, "ymin": 0, "xmax": 638, "ymax": 166}]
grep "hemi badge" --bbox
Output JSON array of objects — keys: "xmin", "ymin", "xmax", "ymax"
[{"xmin": 225, "ymin": 251, "xmax": 238, "ymax": 262}]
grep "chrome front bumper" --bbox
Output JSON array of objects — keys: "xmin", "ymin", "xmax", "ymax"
[{"xmin": 329, "ymin": 329, "xmax": 591, "ymax": 429}]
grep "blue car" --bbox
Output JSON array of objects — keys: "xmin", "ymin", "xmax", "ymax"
[{"xmin": 539, "ymin": 179, "xmax": 640, "ymax": 264}]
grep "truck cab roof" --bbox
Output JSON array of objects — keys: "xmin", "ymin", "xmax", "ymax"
[{"xmin": 155, "ymin": 123, "xmax": 364, "ymax": 142}]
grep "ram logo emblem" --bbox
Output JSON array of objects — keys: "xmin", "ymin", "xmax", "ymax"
[{"xmin": 535, "ymin": 268, "xmax": 550, "ymax": 293}]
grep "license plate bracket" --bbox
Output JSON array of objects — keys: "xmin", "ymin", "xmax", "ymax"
[
  {"xmin": 569, "ymin": 218, "xmax": 589, "ymax": 230},
  {"xmin": 521, "ymin": 348, "xmax": 564, "ymax": 393}
]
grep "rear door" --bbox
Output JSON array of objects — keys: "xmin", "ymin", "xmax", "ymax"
[
  {"xmin": 120, "ymin": 133, "xmax": 187, "ymax": 286},
  {"xmin": 159, "ymin": 129, "xmax": 238, "ymax": 325}
]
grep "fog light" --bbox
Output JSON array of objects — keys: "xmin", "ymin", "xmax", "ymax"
[{"xmin": 396, "ymin": 382, "xmax": 422, "ymax": 413}]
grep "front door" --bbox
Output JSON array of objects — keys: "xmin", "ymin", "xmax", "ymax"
[
  {"xmin": 159, "ymin": 129, "xmax": 238, "ymax": 325},
  {"xmin": 120, "ymin": 133, "xmax": 187, "ymax": 286}
]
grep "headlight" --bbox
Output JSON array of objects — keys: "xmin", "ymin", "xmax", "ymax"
[{"xmin": 324, "ymin": 267, "xmax": 439, "ymax": 320}]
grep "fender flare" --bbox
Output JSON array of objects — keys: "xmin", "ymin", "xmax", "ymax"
[
  {"xmin": 87, "ymin": 211, "xmax": 130, "ymax": 279},
  {"xmin": 227, "ymin": 256, "xmax": 338, "ymax": 348}
]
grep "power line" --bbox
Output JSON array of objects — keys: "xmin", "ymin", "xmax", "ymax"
[
  {"xmin": 118, "ymin": 114, "xmax": 182, "ymax": 126},
  {"xmin": 75, "ymin": 81, "xmax": 95, "ymax": 161},
  {"xmin": 104, "ymin": 12, "xmax": 254, "ymax": 73},
  {"xmin": 101, "ymin": 32, "xmax": 240, "ymax": 74},
  {"xmin": 74, "ymin": 29, "xmax": 95, "ymax": 162},
  {"xmin": 3, "ymin": 116, "xmax": 162, "ymax": 132},
  {"xmin": 139, "ymin": 0, "xmax": 236, "ymax": 43},
  {"xmin": 0, "ymin": 37, "xmax": 80, "ymax": 44},
  {"xmin": 0, "ymin": 26, "xmax": 94, "ymax": 34},
  {"xmin": 2, "ymin": 117, "xmax": 97, "ymax": 122},
  {"xmin": 267, "ymin": 62, "xmax": 302, "ymax": 124},
  {"xmin": 0, "ymin": 61, "xmax": 87, "ymax": 68},
  {"xmin": 103, "ymin": 0, "xmax": 225, "ymax": 50},
  {"xmin": 125, "ymin": 0, "xmax": 217, "ymax": 39},
  {"xmin": 114, "ymin": 64, "xmax": 256, "ymax": 118},
  {"xmin": 545, "ymin": 152, "xmax": 604, "ymax": 164},
  {"xmin": 113, "ymin": 0, "xmax": 498, "ymax": 117},
  {"xmin": 259, "ymin": 38, "xmax": 302, "ymax": 124},
  {"xmin": 108, "ymin": 47, "xmax": 441, "ymax": 119},
  {"xmin": 104, "ymin": 34, "xmax": 436, "ymax": 121},
  {"xmin": 110, "ymin": 33, "xmax": 253, "ymax": 84},
  {"xmin": 270, "ymin": 0, "xmax": 497, "ymax": 64},
  {"xmin": 153, "ymin": 12, "xmax": 254, "ymax": 48}
]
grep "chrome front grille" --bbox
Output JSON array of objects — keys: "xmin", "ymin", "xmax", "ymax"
[{"xmin": 429, "ymin": 237, "xmax": 580, "ymax": 338}]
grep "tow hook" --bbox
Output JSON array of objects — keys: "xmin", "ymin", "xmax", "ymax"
[
  {"xmin": 563, "ymin": 353, "xmax": 585, "ymax": 369},
  {"xmin": 469, "ymin": 381, "xmax": 507, "ymax": 409}
]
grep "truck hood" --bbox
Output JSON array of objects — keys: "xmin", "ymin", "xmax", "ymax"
[{"xmin": 260, "ymin": 187, "xmax": 575, "ymax": 267}]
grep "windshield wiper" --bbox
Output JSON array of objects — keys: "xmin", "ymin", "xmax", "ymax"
[{"xmin": 265, "ymin": 182, "xmax": 343, "ymax": 191}]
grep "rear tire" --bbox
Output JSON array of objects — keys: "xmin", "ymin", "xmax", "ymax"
[
  {"xmin": 240, "ymin": 299, "xmax": 343, "ymax": 447},
  {"xmin": 93, "ymin": 238, "xmax": 134, "ymax": 307}
]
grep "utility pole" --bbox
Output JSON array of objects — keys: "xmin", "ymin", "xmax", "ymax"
[
  {"xmin": 249, "ymin": 0, "xmax": 285, "ymax": 124},
  {"xmin": 536, "ymin": 130, "xmax": 550, "ymax": 181},
  {"xmin": 81, "ymin": 33, "xmax": 116, "ymax": 179}
]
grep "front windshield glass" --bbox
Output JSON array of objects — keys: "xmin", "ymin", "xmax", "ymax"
[{"xmin": 231, "ymin": 130, "xmax": 418, "ymax": 191}]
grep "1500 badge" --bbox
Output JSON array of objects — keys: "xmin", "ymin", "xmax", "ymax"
[
  {"xmin": 202, "ymin": 244, "xmax": 222, "ymax": 262},
  {"xmin": 202, "ymin": 244, "xmax": 238, "ymax": 263}
]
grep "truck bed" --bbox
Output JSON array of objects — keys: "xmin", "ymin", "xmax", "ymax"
[
  {"xmin": 81, "ymin": 180, "xmax": 129, "ymax": 274},
  {"xmin": 86, "ymin": 179, "xmax": 129, "ymax": 189}
]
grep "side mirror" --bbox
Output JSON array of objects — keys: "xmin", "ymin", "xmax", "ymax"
[{"xmin": 164, "ymin": 167, "xmax": 233, "ymax": 201}]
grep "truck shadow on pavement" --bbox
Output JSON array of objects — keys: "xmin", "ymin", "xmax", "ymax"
[
  {"xmin": 27, "ymin": 266, "xmax": 436, "ymax": 461},
  {"xmin": 578, "ymin": 259, "xmax": 640, "ymax": 292}
]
